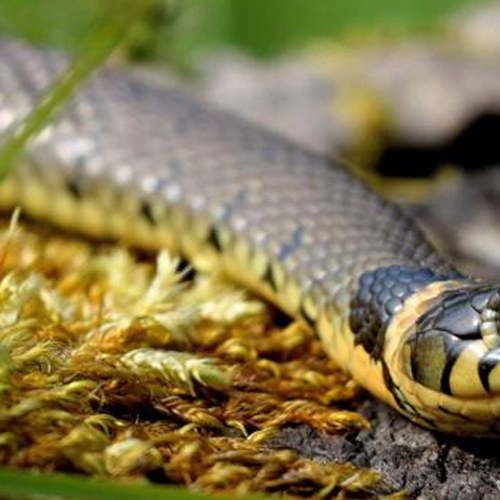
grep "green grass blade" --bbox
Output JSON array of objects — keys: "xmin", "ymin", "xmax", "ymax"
[
  {"xmin": 0, "ymin": 467, "xmax": 271, "ymax": 500},
  {"xmin": 0, "ymin": 0, "xmax": 155, "ymax": 181}
]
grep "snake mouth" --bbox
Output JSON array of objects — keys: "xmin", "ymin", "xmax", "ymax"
[{"xmin": 386, "ymin": 283, "xmax": 500, "ymax": 435}]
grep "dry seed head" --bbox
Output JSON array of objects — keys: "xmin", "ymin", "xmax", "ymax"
[
  {"xmin": 121, "ymin": 348, "xmax": 231, "ymax": 394},
  {"xmin": 95, "ymin": 309, "xmax": 195, "ymax": 353},
  {"xmin": 159, "ymin": 396, "xmax": 224, "ymax": 429},
  {"xmin": 261, "ymin": 399, "xmax": 370, "ymax": 433},
  {"xmin": 60, "ymin": 423, "xmax": 110, "ymax": 453},
  {"xmin": 0, "ymin": 344, "xmax": 11, "ymax": 385},
  {"xmin": 83, "ymin": 414, "xmax": 120, "ymax": 436},
  {"xmin": 138, "ymin": 251, "xmax": 188, "ymax": 312},
  {"xmin": 92, "ymin": 249, "xmax": 151, "ymax": 301},
  {"xmin": 104, "ymin": 438, "xmax": 162, "ymax": 476},
  {"xmin": 13, "ymin": 340, "xmax": 68, "ymax": 372},
  {"xmin": 216, "ymin": 338, "xmax": 259, "ymax": 361},
  {"xmin": 6, "ymin": 397, "xmax": 44, "ymax": 418},
  {"xmin": 67, "ymin": 452, "xmax": 106, "ymax": 475},
  {"xmin": 31, "ymin": 410, "xmax": 78, "ymax": 425},
  {"xmin": 187, "ymin": 275, "xmax": 267, "ymax": 325},
  {"xmin": 247, "ymin": 427, "xmax": 280, "ymax": 444},
  {"xmin": 274, "ymin": 322, "xmax": 311, "ymax": 351},
  {"xmin": 41, "ymin": 380, "xmax": 99, "ymax": 407},
  {"xmin": 0, "ymin": 432, "xmax": 16, "ymax": 448},
  {"xmin": 199, "ymin": 292, "xmax": 265, "ymax": 325},
  {"xmin": 196, "ymin": 462, "xmax": 254, "ymax": 489},
  {"xmin": 225, "ymin": 419, "xmax": 248, "ymax": 436},
  {"xmin": 255, "ymin": 359, "xmax": 282, "ymax": 377}
]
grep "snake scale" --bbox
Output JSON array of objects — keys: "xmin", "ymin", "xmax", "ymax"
[{"xmin": 0, "ymin": 37, "xmax": 499, "ymax": 437}]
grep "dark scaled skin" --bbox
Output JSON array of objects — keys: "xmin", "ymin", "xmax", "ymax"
[
  {"xmin": 349, "ymin": 266, "xmax": 458, "ymax": 360},
  {"xmin": 1, "ymin": 37, "xmax": 500, "ymax": 435}
]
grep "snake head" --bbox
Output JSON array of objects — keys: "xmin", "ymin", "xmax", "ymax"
[{"xmin": 392, "ymin": 283, "xmax": 500, "ymax": 435}]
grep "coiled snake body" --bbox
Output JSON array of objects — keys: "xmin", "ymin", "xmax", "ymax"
[{"xmin": 0, "ymin": 37, "xmax": 499, "ymax": 437}]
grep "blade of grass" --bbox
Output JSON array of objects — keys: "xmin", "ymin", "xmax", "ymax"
[
  {"xmin": 0, "ymin": 467, "xmax": 271, "ymax": 500},
  {"xmin": 0, "ymin": 0, "xmax": 155, "ymax": 181}
]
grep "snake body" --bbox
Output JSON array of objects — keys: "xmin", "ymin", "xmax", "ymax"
[{"xmin": 1, "ymin": 37, "xmax": 500, "ymax": 436}]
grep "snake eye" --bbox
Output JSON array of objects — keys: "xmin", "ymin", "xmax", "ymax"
[{"xmin": 404, "ymin": 286, "xmax": 500, "ymax": 397}]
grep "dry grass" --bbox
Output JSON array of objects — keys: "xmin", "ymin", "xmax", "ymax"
[{"xmin": 0, "ymin": 213, "xmax": 405, "ymax": 499}]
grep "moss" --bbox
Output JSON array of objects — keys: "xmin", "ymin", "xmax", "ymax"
[{"xmin": 0, "ymin": 215, "xmax": 401, "ymax": 498}]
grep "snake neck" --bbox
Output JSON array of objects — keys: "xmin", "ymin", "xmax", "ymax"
[
  {"xmin": 338, "ymin": 264, "xmax": 500, "ymax": 436},
  {"xmin": 348, "ymin": 265, "xmax": 466, "ymax": 361}
]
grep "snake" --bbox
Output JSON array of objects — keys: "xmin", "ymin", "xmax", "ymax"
[{"xmin": 0, "ymin": 36, "xmax": 499, "ymax": 438}]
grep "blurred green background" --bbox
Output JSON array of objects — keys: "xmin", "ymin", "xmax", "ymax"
[{"xmin": 0, "ymin": 0, "xmax": 482, "ymax": 61}]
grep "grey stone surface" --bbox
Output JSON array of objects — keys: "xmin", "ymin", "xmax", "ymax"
[{"xmin": 270, "ymin": 402, "xmax": 500, "ymax": 499}]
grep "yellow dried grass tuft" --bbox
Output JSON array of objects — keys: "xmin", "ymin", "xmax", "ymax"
[{"xmin": 0, "ymin": 215, "xmax": 403, "ymax": 499}]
